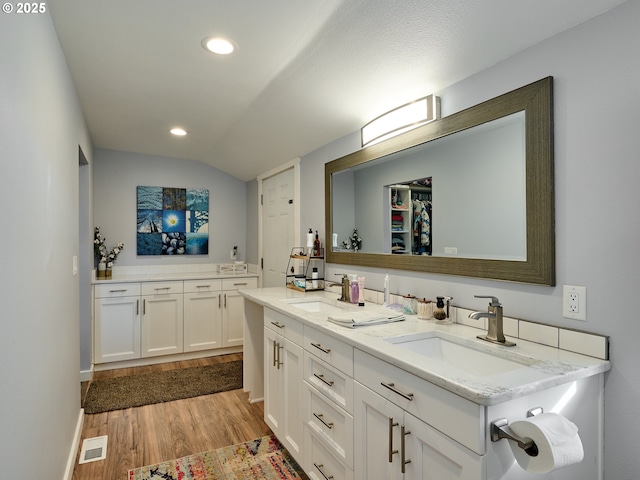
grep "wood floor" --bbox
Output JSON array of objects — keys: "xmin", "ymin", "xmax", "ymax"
[{"xmin": 72, "ymin": 353, "xmax": 272, "ymax": 480}]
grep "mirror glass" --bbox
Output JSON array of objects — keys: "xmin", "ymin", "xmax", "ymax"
[{"xmin": 325, "ymin": 78, "xmax": 555, "ymax": 285}]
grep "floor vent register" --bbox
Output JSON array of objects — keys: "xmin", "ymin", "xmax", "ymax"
[{"xmin": 78, "ymin": 435, "xmax": 108, "ymax": 464}]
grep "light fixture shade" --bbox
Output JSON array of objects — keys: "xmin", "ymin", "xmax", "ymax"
[{"xmin": 361, "ymin": 94, "xmax": 440, "ymax": 147}]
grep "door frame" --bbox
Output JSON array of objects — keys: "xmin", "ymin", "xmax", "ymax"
[{"xmin": 257, "ymin": 158, "xmax": 301, "ymax": 287}]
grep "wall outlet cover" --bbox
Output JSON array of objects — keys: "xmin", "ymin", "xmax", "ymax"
[{"xmin": 563, "ymin": 285, "xmax": 587, "ymax": 321}]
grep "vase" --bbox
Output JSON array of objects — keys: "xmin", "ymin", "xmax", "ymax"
[
  {"xmin": 97, "ymin": 262, "xmax": 106, "ymax": 279},
  {"xmin": 106, "ymin": 267, "xmax": 112, "ymax": 279}
]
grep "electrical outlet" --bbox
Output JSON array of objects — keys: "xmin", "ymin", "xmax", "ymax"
[
  {"xmin": 563, "ymin": 285, "xmax": 586, "ymax": 320},
  {"xmin": 72, "ymin": 255, "xmax": 78, "ymax": 276}
]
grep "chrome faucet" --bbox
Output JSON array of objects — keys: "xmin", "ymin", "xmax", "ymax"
[
  {"xmin": 329, "ymin": 274, "xmax": 351, "ymax": 303},
  {"xmin": 469, "ymin": 295, "xmax": 516, "ymax": 346}
]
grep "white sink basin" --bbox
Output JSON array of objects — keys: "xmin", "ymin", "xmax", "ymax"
[
  {"xmin": 281, "ymin": 297, "xmax": 347, "ymax": 314},
  {"xmin": 385, "ymin": 332, "xmax": 534, "ymax": 377}
]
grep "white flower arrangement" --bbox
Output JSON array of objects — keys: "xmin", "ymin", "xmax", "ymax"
[
  {"xmin": 342, "ymin": 227, "xmax": 362, "ymax": 252},
  {"xmin": 94, "ymin": 226, "xmax": 124, "ymax": 267}
]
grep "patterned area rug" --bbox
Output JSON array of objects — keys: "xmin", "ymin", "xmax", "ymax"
[
  {"xmin": 128, "ymin": 435, "xmax": 308, "ymax": 480},
  {"xmin": 84, "ymin": 360, "xmax": 243, "ymax": 414}
]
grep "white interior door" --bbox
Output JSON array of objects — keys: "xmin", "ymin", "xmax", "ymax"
[{"xmin": 261, "ymin": 165, "xmax": 296, "ymax": 287}]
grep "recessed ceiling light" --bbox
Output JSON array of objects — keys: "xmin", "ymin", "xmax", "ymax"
[
  {"xmin": 170, "ymin": 127, "xmax": 187, "ymax": 136},
  {"xmin": 201, "ymin": 36, "xmax": 236, "ymax": 55}
]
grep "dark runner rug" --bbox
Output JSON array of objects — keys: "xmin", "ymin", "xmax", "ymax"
[{"xmin": 84, "ymin": 360, "xmax": 243, "ymax": 414}]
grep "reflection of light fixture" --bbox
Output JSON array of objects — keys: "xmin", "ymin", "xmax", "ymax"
[
  {"xmin": 201, "ymin": 36, "xmax": 237, "ymax": 55},
  {"xmin": 170, "ymin": 127, "xmax": 187, "ymax": 136},
  {"xmin": 361, "ymin": 94, "xmax": 441, "ymax": 147}
]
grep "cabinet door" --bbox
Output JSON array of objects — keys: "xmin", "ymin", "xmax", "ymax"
[
  {"xmin": 222, "ymin": 290, "xmax": 245, "ymax": 347},
  {"xmin": 264, "ymin": 327, "xmax": 284, "ymax": 433},
  {"xmin": 404, "ymin": 412, "xmax": 485, "ymax": 480},
  {"xmin": 95, "ymin": 296, "xmax": 141, "ymax": 363},
  {"xmin": 281, "ymin": 337, "xmax": 303, "ymax": 459},
  {"xmin": 183, "ymin": 291, "xmax": 222, "ymax": 352},
  {"xmin": 141, "ymin": 294, "xmax": 184, "ymax": 357},
  {"xmin": 354, "ymin": 382, "xmax": 404, "ymax": 480}
]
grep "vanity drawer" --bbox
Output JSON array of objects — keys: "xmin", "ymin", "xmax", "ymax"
[
  {"xmin": 305, "ymin": 383, "xmax": 354, "ymax": 468},
  {"xmin": 141, "ymin": 281, "xmax": 183, "ymax": 296},
  {"xmin": 304, "ymin": 326, "xmax": 353, "ymax": 376},
  {"xmin": 304, "ymin": 351, "xmax": 353, "ymax": 414},
  {"xmin": 304, "ymin": 426, "xmax": 354, "ymax": 480},
  {"xmin": 95, "ymin": 282, "xmax": 140, "ymax": 298},
  {"xmin": 354, "ymin": 349, "xmax": 484, "ymax": 454},
  {"xmin": 183, "ymin": 279, "xmax": 221, "ymax": 293},
  {"xmin": 264, "ymin": 308, "xmax": 304, "ymax": 345},
  {"xmin": 221, "ymin": 277, "xmax": 257, "ymax": 291}
]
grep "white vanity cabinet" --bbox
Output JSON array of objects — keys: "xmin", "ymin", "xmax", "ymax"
[
  {"xmin": 183, "ymin": 279, "xmax": 223, "ymax": 352},
  {"xmin": 221, "ymin": 278, "xmax": 257, "ymax": 347},
  {"xmin": 354, "ymin": 349, "xmax": 485, "ymax": 480},
  {"xmin": 303, "ymin": 326, "xmax": 355, "ymax": 479},
  {"xmin": 141, "ymin": 281, "xmax": 184, "ymax": 358},
  {"xmin": 94, "ymin": 283, "xmax": 141, "ymax": 363},
  {"xmin": 264, "ymin": 308, "xmax": 304, "ymax": 459}
]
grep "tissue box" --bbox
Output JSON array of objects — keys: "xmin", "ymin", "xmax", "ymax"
[{"xmin": 218, "ymin": 263, "xmax": 248, "ymax": 274}]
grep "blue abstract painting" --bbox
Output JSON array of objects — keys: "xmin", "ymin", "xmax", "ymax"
[{"xmin": 137, "ymin": 186, "xmax": 209, "ymax": 255}]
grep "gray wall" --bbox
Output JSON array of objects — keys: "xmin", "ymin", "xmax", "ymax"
[
  {"xmin": 0, "ymin": 11, "xmax": 93, "ymax": 479},
  {"xmin": 298, "ymin": 3, "xmax": 640, "ymax": 478},
  {"xmin": 93, "ymin": 149, "xmax": 248, "ymax": 265}
]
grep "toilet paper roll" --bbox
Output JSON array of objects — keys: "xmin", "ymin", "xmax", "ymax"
[{"xmin": 509, "ymin": 413, "xmax": 584, "ymax": 474}]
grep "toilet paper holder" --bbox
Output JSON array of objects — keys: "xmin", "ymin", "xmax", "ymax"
[{"xmin": 490, "ymin": 407, "xmax": 543, "ymax": 457}]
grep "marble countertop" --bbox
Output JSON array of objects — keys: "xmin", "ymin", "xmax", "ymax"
[
  {"xmin": 240, "ymin": 287, "xmax": 611, "ymax": 406},
  {"xmin": 93, "ymin": 271, "xmax": 258, "ymax": 285}
]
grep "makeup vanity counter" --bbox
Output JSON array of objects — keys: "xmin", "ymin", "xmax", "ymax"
[
  {"xmin": 241, "ymin": 287, "xmax": 609, "ymax": 480},
  {"xmin": 91, "ymin": 269, "xmax": 258, "ymax": 368}
]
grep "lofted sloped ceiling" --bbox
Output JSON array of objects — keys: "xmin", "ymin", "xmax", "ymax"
[{"xmin": 49, "ymin": 0, "xmax": 626, "ymax": 181}]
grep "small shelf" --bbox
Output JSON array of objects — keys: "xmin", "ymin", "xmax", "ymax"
[{"xmin": 285, "ymin": 247, "xmax": 325, "ymax": 292}]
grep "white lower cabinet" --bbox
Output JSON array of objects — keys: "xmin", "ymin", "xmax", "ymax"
[
  {"xmin": 184, "ymin": 280, "xmax": 223, "ymax": 352},
  {"xmin": 94, "ymin": 283, "xmax": 141, "ymax": 363},
  {"xmin": 354, "ymin": 349, "xmax": 485, "ymax": 480},
  {"xmin": 264, "ymin": 309, "xmax": 304, "ymax": 460},
  {"xmin": 222, "ymin": 278, "xmax": 257, "ymax": 347},
  {"xmin": 94, "ymin": 275, "xmax": 256, "ymax": 366},
  {"xmin": 141, "ymin": 281, "xmax": 184, "ymax": 357},
  {"xmin": 354, "ymin": 381, "xmax": 485, "ymax": 479}
]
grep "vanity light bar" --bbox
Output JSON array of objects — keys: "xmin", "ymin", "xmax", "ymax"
[{"xmin": 361, "ymin": 94, "xmax": 441, "ymax": 148}]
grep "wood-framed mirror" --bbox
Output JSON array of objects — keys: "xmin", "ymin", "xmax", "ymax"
[{"xmin": 325, "ymin": 77, "xmax": 554, "ymax": 285}]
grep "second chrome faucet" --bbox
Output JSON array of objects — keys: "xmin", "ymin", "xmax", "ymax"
[{"xmin": 469, "ymin": 295, "xmax": 516, "ymax": 347}]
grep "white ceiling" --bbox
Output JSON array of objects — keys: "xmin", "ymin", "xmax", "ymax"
[{"xmin": 49, "ymin": 0, "xmax": 625, "ymax": 181}]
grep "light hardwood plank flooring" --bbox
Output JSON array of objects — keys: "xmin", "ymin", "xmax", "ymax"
[{"xmin": 73, "ymin": 354, "xmax": 272, "ymax": 480}]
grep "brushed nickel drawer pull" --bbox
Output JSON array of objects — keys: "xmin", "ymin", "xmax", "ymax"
[
  {"xmin": 381, "ymin": 382, "xmax": 414, "ymax": 401},
  {"xmin": 313, "ymin": 463, "xmax": 334, "ymax": 480},
  {"xmin": 196, "ymin": 284, "xmax": 211, "ymax": 288},
  {"xmin": 313, "ymin": 373, "xmax": 334, "ymax": 387},
  {"xmin": 388, "ymin": 417, "xmax": 399, "ymax": 462},
  {"xmin": 233, "ymin": 282, "xmax": 248, "ymax": 286},
  {"xmin": 273, "ymin": 341, "xmax": 277, "ymax": 367},
  {"xmin": 277, "ymin": 344, "xmax": 283, "ymax": 369},
  {"xmin": 313, "ymin": 412, "xmax": 334, "ymax": 429},
  {"xmin": 270, "ymin": 321, "xmax": 285, "ymax": 329},
  {"xmin": 108, "ymin": 289, "xmax": 127, "ymax": 293},
  {"xmin": 401, "ymin": 424, "xmax": 411, "ymax": 473},
  {"xmin": 136, "ymin": 299, "xmax": 139, "ymax": 315},
  {"xmin": 154, "ymin": 286, "xmax": 171, "ymax": 291},
  {"xmin": 311, "ymin": 342, "xmax": 331, "ymax": 354}
]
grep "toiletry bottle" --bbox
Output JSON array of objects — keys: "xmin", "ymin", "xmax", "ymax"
[
  {"xmin": 312, "ymin": 267, "xmax": 319, "ymax": 289},
  {"xmin": 357, "ymin": 276, "xmax": 365, "ymax": 306},
  {"xmin": 314, "ymin": 230, "xmax": 320, "ymax": 256},
  {"xmin": 383, "ymin": 273, "xmax": 390, "ymax": 306},
  {"xmin": 306, "ymin": 228, "xmax": 314, "ymax": 255},
  {"xmin": 349, "ymin": 274, "xmax": 359, "ymax": 304}
]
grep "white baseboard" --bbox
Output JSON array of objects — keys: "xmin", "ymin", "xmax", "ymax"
[
  {"xmin": 63, "ymin": 408, "xmax": 85, "ymax": 480},
  {"xmin": 80, "ymin": 366, "xmax": 94, "ymax": 382}
]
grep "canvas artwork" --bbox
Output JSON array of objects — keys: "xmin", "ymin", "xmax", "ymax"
[{"xmin": 137, "ymin": 186, "xmax": 209, "ymax": 255}]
